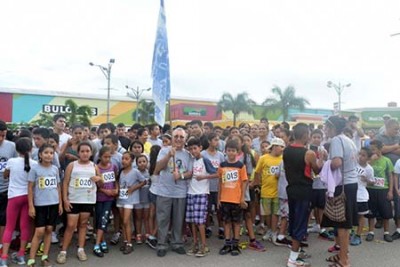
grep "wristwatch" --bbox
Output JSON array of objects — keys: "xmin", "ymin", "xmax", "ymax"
[{"xmin": 180, "ymin": 173, "xmax": 184, "ymax": 180}]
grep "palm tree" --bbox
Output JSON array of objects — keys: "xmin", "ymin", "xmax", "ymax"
[
  {"xmin": 217, "ymin": 92, "xmax": 255, "ymax": 126},
  {"xmin": 262, "ymin": 85, "xmax": 310, "ymax": 121},
  {"xmin": 32, "ymin": 113, "xmax": 54, "ymax": 127},
  {"xmin": 64, "ymin": 99, "xmax": 93, "ymax": 126},
  {"xmin": 133, "ymin": 100, "xmax": 155, "ymax": 125}
]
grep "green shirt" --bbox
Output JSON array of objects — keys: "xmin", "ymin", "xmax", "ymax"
[{"xmin": 368, "ymin": 156, "xmax": 393, "ymax": 190}]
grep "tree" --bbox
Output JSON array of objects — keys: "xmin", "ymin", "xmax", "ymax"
[
  {"xmin": 132, "ymin": 99, "xmax": 155, "ymax": 125},
  {"xmin": 31, "ymin": 113, "xmax": 54, "ymax": 127},
  {"xmin": 217, "ymin": 92, "xmax": 255, "ymax": 126},
  {"xmin": 262, "ymin": 85, "xmax": 310, "ymax": 121},
  {"xmin": 64, "ymin": 99, "xmax": 93, "ymax": 126}
]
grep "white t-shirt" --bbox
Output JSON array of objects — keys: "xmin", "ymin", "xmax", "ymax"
[
  {"xmin": 188, "ymin": 158, "xmax": 211, "ymax": 195},
  {"xmin": 356, "ymin": 163, "xmax": 374, "ymax": 202},
  {"xmin": 58, "ymin": 132, "xmax": 72, "ymax": 149},
  {"xmin": 6, "ymin": 157, "xmax": 37, "ymax": 199}
]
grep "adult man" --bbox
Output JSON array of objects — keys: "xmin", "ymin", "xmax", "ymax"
[
  {"xmin": 154, "ymin": 128, "xmax": 193, "ymax": 257},
  {"xmin": 190, "ymin": 120, "xmax": 209, "ymax": 150},
  {"xmin": 0, "ymin": 121, "xmax": 17, "ymax": 248},
  {"xmin": 52, "ymin": 114, "xmax": 71, "ymax": 149},
  {"xmin": 375, "ymin": 119, "xmax": 400, "ymax": 165},
  {"xmin": 348, "ymin": 115, "xmax": 364, "ymax": 151},
  {"xmin": 379, "ymin": 114, "xmax": 392, "ymax": 135},
  {"xmin": 252, "ymin": 123, "xmax": 273, "ymax": 154},
  {"xmin": 127, "ymin": 123, "xmax": 141, "ymax": 143}
]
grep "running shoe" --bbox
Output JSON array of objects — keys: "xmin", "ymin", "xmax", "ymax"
[{"xmin": 248, "ymin": 240, "xmax": 266, "ymax": 252}]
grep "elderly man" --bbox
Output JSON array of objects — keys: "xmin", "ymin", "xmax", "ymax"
[{"xmin": 154, "ymin": 128, "xmax": 193, "ymax": 257}]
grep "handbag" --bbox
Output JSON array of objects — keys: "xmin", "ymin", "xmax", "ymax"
[{"xmin": 323, "ymin": 137, "xmax": 346, "ymax": 222}]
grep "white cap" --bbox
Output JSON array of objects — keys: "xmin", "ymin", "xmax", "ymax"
[{"xmin": 267, "ymin": 137, "xmax": 286, "ymax": 150}]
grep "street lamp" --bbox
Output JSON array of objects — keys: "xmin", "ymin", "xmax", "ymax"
[
  {"xmin": 89, "ymin": 59, "xmax": 115, "ymax": 122},
  {"xmin": 126, "ymin": 85, "xmax": 151, "ymax": 122},
  {"xmin": 327, "ymin": 81, "xmax": 351, "ymax": 114}
]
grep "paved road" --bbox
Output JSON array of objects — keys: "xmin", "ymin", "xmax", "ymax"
[{"xmin": 41, "ymin": 225, "xmax": 397, "ymax": 267}]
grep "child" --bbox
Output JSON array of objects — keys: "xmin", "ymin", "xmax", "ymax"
[
  {"xmin": 260, "ymin": 140, "xmax": 270, "ymax": 156},
  {"xmin": 365, "ymin": 139, "xmax": 394, "ymax": 242},
  {"xmin": 60, "ymin": 124, "xmax": 85, "ymax": 167},
  {"xmin": 57, "ymin": 142, "xmax": 102, "ymax": 264},
  {"xmin": 27, "ymin": 144, "xmax": 62, "ymax": 267},
  {"xmin": 1, "ymin": 138, "xmax": 36, "ymax": 267},
  {"xmin": 254, "ymin": 138, "xmax": 285, "ymax": 244},
  {"xmin": 134, "ymin": 155, "xmax": 151, "ymax": 245},
  {"xmin": 147, "ymin": 145, "xmax": 162, "ymax": 249},
  {"xmin": 137, "ymin": 128, "xmax": 152, "ymax": 155},
  {"xmin": 162, "ymin": 134, "xmax": 172, "ymax": 147},
  {"xmin": 148, "ymin": 124, "xmax": 163, "ymax": 147},
  {"xmin": 218, "ymin": 139, "xmax": 248, "ymax": 256},
  {"xmin": 93, "ymin": 146, "xmax": 119, "ymax": 257},
  {"xmin": 48, "ymin": 133, "xmax": 60, "ymax": 154},
  {"xmin": 186, "ymin": 138, "xmax": 217, "ymax": 257},
  {"xmin": 102, "ymin": 134, "xmax": 123, "ymax": 172},
  {"xmin": 350, "ymin": 147, "xmax": 374, "ymax": 246},
  {"xmin": 128, "ymin": 141, "xmax": 144, "ymax": 168},
  {"xmin": 32, "ymin": 128, "xmax": 60, "ymax": 169},
  {"xmin": 117, "ymin": 152, "xmax": 146, "ymax": 254}
]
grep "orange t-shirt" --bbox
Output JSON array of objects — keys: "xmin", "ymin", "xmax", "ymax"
[{"xmin": 218, "ymin": 161, "xmax": 248, "ymax": 204}]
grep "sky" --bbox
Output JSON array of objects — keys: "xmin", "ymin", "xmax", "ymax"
[{"xmin": 1, "ymin": 0, "xmax": 400, "ymax": 110}]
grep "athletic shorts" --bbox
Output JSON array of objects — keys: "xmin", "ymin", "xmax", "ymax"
[
  {"xmin": 279, "ymin": 198, "xmax": 289, "ymax": 218},
  {"xmin": 260, "ymin": 197, "xmax": 279, "ymax": 216},
  {"xmin": 116, "ymin": 204, "xmax": 133, "ymax": 209},
  {"xmin": 311, "ymin": 189, "xmax": 326, "ymax": 209},
  {"xmin": 365, "ymin": 188, "xmax": 393, "ymax": 219},
  {"xmin": 220, "ymin": 202, "xmax": 242, "ymax": 223},
  {"xmin": 148, "ymin": 192, "xmax": 157, "ymax": 205},
  {"xmin": 0, "ymin": 192, "xmax": 8, "ymax": 226},
  {"xmin": 67, "ymin": 203, "xmax": 94, "ymax": 214},
  {"xmin": 288, "ymin": 198, "xmax": 311, "ymax": 241},
  {"xmin": 208, "ymin": 192, "xmax": 218, "ymax": 213},
  {"xmin": 35, "ymin": 204, "xmax": 59, "ymax": 228},
  {"xmin": 186, "ymin": 194, "xmax": 208, "ymax": 225},
  {"xmin": 357, "ymin": 202, "xmax": 369, "ymax": 215}
]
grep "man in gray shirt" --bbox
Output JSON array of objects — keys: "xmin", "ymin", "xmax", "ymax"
[
  {"xmin": 375, "ymin": 119, "xmax": 400, "ymax": 165},
  {"xmin": 154, "ymin": 128, "xmax": 193, "ymax": 257}
]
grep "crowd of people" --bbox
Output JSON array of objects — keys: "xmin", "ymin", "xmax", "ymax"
[{"xmin": 0, "ymin": 112, "xmax": 399, "ymax": 267}]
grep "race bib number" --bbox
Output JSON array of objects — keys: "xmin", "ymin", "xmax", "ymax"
[
  {"xmin": 38, "ymin": 176, "xmax": 57, "ymax": 189},
  {"xmin": 374, "ymin": 177, "xmax": 385, "ymax": 188},
  {"xmin": 223, "ymin": 170, "xmax": 239, "ymax": 183},
  {"xmin": 269, "ymin": 166, "xmax": 279, "ymax": 175},
  {"xmin": 74, "ymin": 177, "xmax": 93, "ymax": 189},
  {"xmin": 102, "ymin": 172, "xmax": 116, "ymax": 183},
  {"xmin": 0, "ymin": 161, "xmax": 7, "ymax": 173},
  {"xmin": 119, "ymin": 188, "xmax": 128, "ymax": 200}
]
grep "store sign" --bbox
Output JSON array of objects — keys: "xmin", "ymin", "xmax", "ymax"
[{"xmin": 42, "ymin": 104, "xmax": 98, "ymax": 116}]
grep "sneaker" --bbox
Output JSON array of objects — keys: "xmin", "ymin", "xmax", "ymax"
[
  {"xmin": 350, "ymin": 235, "xmax": 362, "ymax": 246},
  {"xmin": 120, "ymin": 242, "xmax": 127, "ymax": 251},
  {"xmin": 93, "ymin": 246, "xmax": 104, "ymax": 258},
  {"xmin": 26, "ymin": 259, "xmax": 35, "ymax": 267},
  {"xmin": 25, "ymin": 243, "xmax": 31, "ymax": 255},
  {"xmin": 51, "ymin": 232, "xmax": 59, "ymax": 244},
  {"xmin": 256, "ymin": 225, "xmax": 266, "ymax": 236},
  {"xmin": 219, "ymin": 244, "xmax": 232, "ymax": 255},
  {"xmin": 195, "ymin": 246, "xmax": 210, "ymax": 257},
  {"xmin": 218, "ymin": 229, "xmax": 225, "ymax": 240},
  {"xmin": 319, "ymin": 230, "xmax": 334, "ymax": 241},
  {"xmin": 157, "ymin": 249, "xmax": 167, "ymax": 257},
  {"xmin": 248, "ymin": 240, "xmax": 266, "ymax": 252},
  {"xmin": 274, "ymin": 237, "xmax": 292, "ymax": 247},
  {"xmin": 186, "ymin": 244, "xmax": 199, "ymax": 256},
  {"xmin": 328, "ymin": 244, "xmax": 340, "ymax": 253},
  {"xmin": 384, "ymin": 234, "xmax": 393, "ymax": 242},
  {"xmin": 298, "ymin": 249, "xmax": 311, "ymax": 259},
  {"xmin": 56, "ymin": 252, "xmax": 67, "ymax": 264},
  {"xmin": 146, "ymin": 237, "xmax": 157, "ymax": 249},
  {"xmin": 230, "ymin": 245, "xmax": 241, "ymax": 256},
  {"xmin": 392, "ymin": 231, "xmax": 400, "ymax": 240},
  {"xmin": 136, "ymin": 234, "xmax": 143, "ymax": 245},
  {"xmin": 287, "ymin": 258, "xmax": 311, "ymax": 267},
  {"xmin": 172, "ymin": 246, "xmax": 186, "ymax": 255},
  {"xmin": 262, "ymin": 230, "xmax": 272, "ymax": 241},
  {"xmin": 205, "ymin": 228, "xmax": 212, "ymax": 238},
  {"xmin": 110, "ymin": 232, "xmax": 121, "ymax": 245},
  {"xmin": 307, "ymin": 224, "xmax": 320, "ymax": 233},
  {"xmin": 11, "ymin": 252, "xmax": 25, "ymax": 265},
  {"xmin": 77, "ymin": 250, "xmax": 88, "ymax": 261},
  {"xmin": 40, "ymin": 256, "xmax": 52, "ymax": 267},
  {"xmin": 0, "ymin": 258, "xmax": 8, "ymax": 267},
  {"xmin": 366, "ymin": 233, "xmax": 374, "ymax": 242},
  {"xmin": 100, "ymin": 242, "xmax": 109, "ymax": 253},
  {"xmin": 123, "ymin": 244, "xmax": 133, "ymax": 255},
  {"xmin": 36, "ymin": 242, "xmax": 44, "ymax": 257}
]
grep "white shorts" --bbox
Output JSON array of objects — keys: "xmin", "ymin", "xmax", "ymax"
[{"xmin": 117, "ymin": 204, "xmax": 133, "ymax": 209}]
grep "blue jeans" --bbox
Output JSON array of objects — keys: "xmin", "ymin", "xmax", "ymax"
[{"xmin": 95, "ymin": 201, "xmax": 113, "ymax": 231}]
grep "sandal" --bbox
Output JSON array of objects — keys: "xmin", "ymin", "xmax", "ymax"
[{"xmin": 326, "ymin": 254, "xmax": 340, "ymax": 263}]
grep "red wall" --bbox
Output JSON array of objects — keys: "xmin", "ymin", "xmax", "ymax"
[{"xmin": 0, "ymin": 93, "xmax": 13, "ymax": 122}]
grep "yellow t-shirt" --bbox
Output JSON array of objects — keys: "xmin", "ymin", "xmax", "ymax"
[
  {"xmin": 255, "ymin": 153, "xmax": 282, "ymax": 198},
  {"xmin": 143, "ymin": 141, "xmax": 152, "ymax": 155}
]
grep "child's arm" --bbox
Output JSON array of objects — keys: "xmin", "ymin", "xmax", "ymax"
[
  {"xmin": 240, "ymin": 165, "xmax": 248, "ymax": 209},
  {"xmin": 63, "ymin": 163, "xmax": 73, "ymax": 212},
  {"xmin": 388, "ymin": 170, "xmax": 394, "ymax": 201},
  {"xmin": 28, "ymin": 181, "xmax": 35, "ymax": 218},
  {"xmin": 394, "ymin": 173, "xmax": 399, "ymax": 197},
  {"xmin": 154, "ymin": 147, "xmax": 174, "ymax": 174},
  {"xmin": 57, "ymin": 183, "xmax": 63, "ymax": 215},
  {"xmin": 127, "ymin": 181, "xmax": 146, "ymax": 194}
]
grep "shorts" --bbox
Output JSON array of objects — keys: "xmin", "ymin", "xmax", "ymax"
[
  {"xmin": 365, "ymin": 188, "xmax": 393, "ymax": 219},
  {"xmin": 208, "ymin": 192, "xmax": 218, "ymax": 213},
  {"xmin": 311, "ymin": 189, "xmax": 326, "ymax": 209},
  {"xmin": 0, "ymin": 192, "xmax": 8, "ymax": 226},
  {"xmin": 134, "ymin": 203, "xmax": 150, "ymax": 209},
  {"xmin": 357, "ymin": 202, "xmax": 369, "ymax": 215},
  {"xmin": 95, "ymin": 201, "xmax": 113, "ymax": 231},
  {"xmin": 35, "ymin": 204, "xmax": 59, "ymax": 228},
  {"xmin": 321, "ymin": 183, "xmax": 359, "ymax": 229},
  {"xmin": 260, "ymin": 197, "xmax": 279, "ymax": 216},
  {"xmin": 186, "ymin": 194, "xmax": 208, "ymax": 225},
  {"xmin": 279, "ymin": 198, "xmax": 289, "ymax": 218},
  {"xmin": 149, "ymin": 192, "xmax": 157, "ymax": 205},
  {"xmin": 116, "ymin": 204, "xmax": 133, "ymax": 209},
  {"xmin": 220, "ymin": 202, "xmax": 242, "ymax": 223},
  {"xmin": 67, "ymin": 203, "xmax": 94, "ymax": 214},
  {"xmin": 288, "ymin": 198, "xmax": 311, "ymax": 241},
  {"xmin": 249, "ymin": 188, "xmax": 256, "ymax": 202}
]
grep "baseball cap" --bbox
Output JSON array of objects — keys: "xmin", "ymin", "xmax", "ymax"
[
  {"xmin": 0, "ymin": 120, "xmax": 7, "ymax": 131},
  {"xmin": 383, "ymin": 114, "xmax": 391, "ymax": 119},
  {"xmin": 267, "ymin": 137, "xmax": 285, "ymax": 150}
]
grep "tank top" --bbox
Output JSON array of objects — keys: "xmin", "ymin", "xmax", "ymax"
[
  {"xmin": 97, "ymin": 163, "xmax": 118, "ymax": 202},
  {"xmin": 283, "ymin": 144, "xmax": 313, "ymax": 200},
  {"xmin": 68, "ymin": 161, "xmax": 97, "ymax": 204}
]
